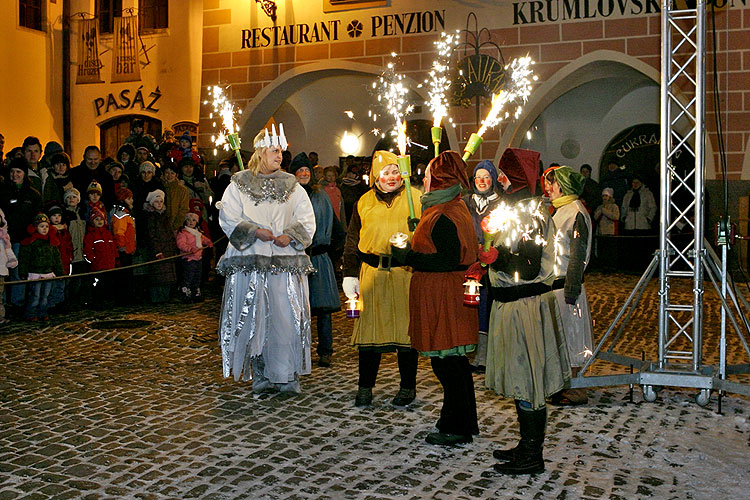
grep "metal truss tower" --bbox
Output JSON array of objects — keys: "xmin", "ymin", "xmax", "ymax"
[{"xmin": 574, "ymin": 0, "xmax": 750, "ymax": 404}]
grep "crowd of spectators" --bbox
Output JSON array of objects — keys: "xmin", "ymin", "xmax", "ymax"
[{"xmin": 0, "ymin": 121, "xmax": 225, "ymax": 323}]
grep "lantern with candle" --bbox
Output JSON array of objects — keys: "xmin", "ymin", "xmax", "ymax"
[
  {"xmin": 346, "ymin": 294, "xmax": 361, "ymax": 319},
  {"xmin": 463, "ymin": 279, "xmax": 482, "ymax": 306}
]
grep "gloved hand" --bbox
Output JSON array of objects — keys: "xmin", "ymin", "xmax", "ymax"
[
  {"xmin": 465, "ymin": 261, "xmax": 487, "ymax": 281},
  {"xmin": 479, "ymin": 246, "xmax": 499, "ymax": 265},
  {"xmin": 407, "ymin": 217, "xmax": 420, "ymax": 232},
  {"xmin": 342, "ymin": 277, "xmax": 360, "ymax": 299},
  {"xmin": 390, "ymin": 242, "xmax": 411, "ymax": 265},
  {"xmin": 565, "ymin": 294, "xmax": 578, "ymax": 306}
]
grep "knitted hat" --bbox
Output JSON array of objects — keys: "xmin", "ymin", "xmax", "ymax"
[
  {"xmin": 370, "ymin": 150, "xmax": 399, "ymax": 188},
  {"xmin": 87, "ymin": 181, "xmax": 103, "ymax": 195},
  {"xmin": 117, "ymin": 143, "xmax": 136, "ymax": 162},
  {"xmin": 184, "ymin": 212, "xmax": 200, "ymax": 224},
  {"xmin": 162, "ymin": 162, "xmax": 179, "ymax": 174},
  {"xmin": 602, "ymin": 187, "xmax": 614, "ymax": 197},
  {"xmin": 63, "ymin": 188, "xmax": 81, "ymax": 203},
  {"xmin": 189, "ymin": 198, "xmax": 204, "ymax": 214},
  {"xmin": 34, "ymin": 213, "xmax": 50, "ymax": 226},
  {"xmin": 46, "ymin": 204, "xmax": 63, "ymax": 217},
  {"xmin": 50, "ymin": 152, "xmax": 71, "ymax": 168},
  {"xmin": 146, "ymin": 190, "xmax": 165, "ymax": 206},
  {"xmin": 178, "ymin": 131, "xmax": 192, "ymax": 146},
  {"xmin": 107, "ymin": 161, "xmax": 124, "ymax": 173},
  {"xmin": 116, "ymin": 187, "xmax": 133, "ymax": 201},
  {"xmin": 8, "ymin": 157, "xmax": 29, "ymax": 177},
  {"xmin": 89, "ymin": 206, "xmax": 106, "ymax": 223},
  {"xmin": 140, "ymin": 161, "xmax": 156, "ymax": 174}
]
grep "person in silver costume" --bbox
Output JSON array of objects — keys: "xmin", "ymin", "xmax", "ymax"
[{"xmin": 216, "ymin": 126, "xmax": 316, "ymax": 394}]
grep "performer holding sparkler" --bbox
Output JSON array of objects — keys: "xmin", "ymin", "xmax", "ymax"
[
  {"xmin": 542, "ymin": 165, "xmax": 593, "ymax": 406},
  {"xmin": 391, "ymin": 151, "xmax": 479, "ymax": 446},
  {"xmin": 476, "ymin": 149, "xmax": 571, "ymax": 475},
  {"xmin": 342, "ymin": 151, "xmax": 423, "ymax": 408}
]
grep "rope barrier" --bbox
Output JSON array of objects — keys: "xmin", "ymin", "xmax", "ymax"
[{"xmin": 3, "ymin": 235, "xmax": 227, "ymax": 286}]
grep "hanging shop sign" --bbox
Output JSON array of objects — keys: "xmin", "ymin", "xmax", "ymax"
[
  {"xmin": 112, "ymin": 15, "xmax": 141, "ymax": 83},
  {"xmin": 93, "ymin": 86, "xmax": 162, "ymax": 117},
  {"xmin": 240, "ymin": 9, "xmax": 445, "ymax": 49},
  {"xmin": 76, "ymin": 18, "xmax": 104, "ymax": 84}
]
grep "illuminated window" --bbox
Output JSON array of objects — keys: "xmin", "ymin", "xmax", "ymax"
[
  {"xmin": 139, "ymin": 0, "xmax": 168, "ymax": 31},
  {"xmin": 19, "ymin": 0, "xmax": 43, "ymax": 31},
  {"xmin": 97, "ymin": 0, "xmax": 122, "ymax": 34}
]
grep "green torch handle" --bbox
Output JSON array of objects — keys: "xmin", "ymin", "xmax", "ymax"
[
  {"xmin": 397, "ymin": 155, "xmax": 417, "ymax": 229},
  {"xmin": 227, "ymin": 133, "xmax": 244, "ymax": 170}
]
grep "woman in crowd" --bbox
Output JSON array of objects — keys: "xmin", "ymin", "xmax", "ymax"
[
  {"xmin": 542, "ymin": 165, "xmax": 594, "ymax": 406},
  {"xmin": 342, "ymin": 151, "xmax": 422, "ymax": 408},
  {"xmin": 217, "ymin": 125, "xmax": 316, "ymax": 395},
  {"xmin": 621, "ymin": 176, "xmax": 657, "ymax": 235},
  {"xmin": 392, "ymin": 151, "xmax": 479, "ymax": 445},
  {"xmin": 461, "ymin": 159, "xmax": 502, "ymax": 372}
]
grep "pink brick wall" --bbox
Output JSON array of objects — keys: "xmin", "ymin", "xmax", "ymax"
[{"xmin": 201, "ymin": 6, "xmax": 750, "ymax": 178}]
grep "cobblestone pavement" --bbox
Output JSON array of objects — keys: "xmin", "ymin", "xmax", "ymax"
[{"xmin": 0, "ymin": 271, "xmax": 748, "ymax": 500}]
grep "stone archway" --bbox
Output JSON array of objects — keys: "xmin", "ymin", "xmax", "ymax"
[
  {"xmin": 237, "ymin": 60, "xmax": 460, "ymax": 162},
  {"xmin": 500, "ymin": 50, "xmax": 716, "ymax": 179}
]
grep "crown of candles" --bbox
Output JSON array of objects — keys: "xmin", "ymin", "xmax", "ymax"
[{"xmin": 254, "ymin": 123, "xmax": 288, "ymax": 151}]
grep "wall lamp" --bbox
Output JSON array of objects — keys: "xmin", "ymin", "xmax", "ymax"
[{"xmin": 256, "ymin": 0, "xmax": 277, "ymax": 22}]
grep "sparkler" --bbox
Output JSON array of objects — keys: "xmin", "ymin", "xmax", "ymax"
[
  {"xmin": 205, "ymin": 85, "xmax": 245, "ymax": 170},
  {"xmin": 480, "ymin": 198, "xmax": 548, "ymax": 269},
  {"xmin": 463, "ymin": 56, "xmax": 537, "ymax": 161},
  {"xmin": 427, "ymin": 31, "xmax": 459, "ymax": 157},
  {"xmin": 396, "ymin": 121, "xmax": 418, "ymax": 231},
  {"xmin": 372, "ymin": 55, "xmax": 413, "ymax": 143}
]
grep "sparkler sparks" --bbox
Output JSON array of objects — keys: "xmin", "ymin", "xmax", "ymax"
[
  {"xmin": 427, "ymin": 31, "xmax": 459, "ymax": 128},
  {"xmin": 482, "ymin": 198, "xmax": 548, "ymax": 253},
  {"xmin": 477, "ymin": 57, "xmax": 537, "ymax": 137},
  {"xmin": 205, "ymin": 85, "xmax": 240, "ymax": 153},
  {"xmin": 372, "ymin": 57, "xmax": 413, "ymax": 143}
]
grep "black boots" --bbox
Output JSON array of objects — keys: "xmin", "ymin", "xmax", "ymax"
[{"xmin": 493, "ymin": 402, "xmax": 547, "ymax": 475}]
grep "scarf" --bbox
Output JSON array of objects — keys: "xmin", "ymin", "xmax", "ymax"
[
  {"xmin": 629, "ymin": 189, "xmax": 641, "ymax": 209},
  {"xmin": 472, "ymin": 191, "xmax": 499, "ymax": 214},
  {"xmin": 183, "ymin": 225, "xmax": 203, "ymax": 249},
  {"xmin": 551, "ymin": 194, "xmax": 579, "ymax": 209},
  {"xmin": 420, "ymin": 184, "xmax": 462, "ymax": 209}
]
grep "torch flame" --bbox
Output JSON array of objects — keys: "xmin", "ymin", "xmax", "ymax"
[
  {"xmin": 477, "ymin": 90, "xmax": 508, "ymax": 137},
  {"xmin": 397, "ymin": 121, "xmax": 407, "ymax": 156}
]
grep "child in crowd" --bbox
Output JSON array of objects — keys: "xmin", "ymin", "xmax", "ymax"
[
  {"xmin": 43, "ymin": 152, "xmax": 73, "ymax": 204},
  {"xmin": 47, "ymin": 203, "xmax": 73, "ymax": 312},
  {"xmin": 0, "ymin": 208, "xmax": 19, "ymax": 324},
  {"xmin": 85, "ymin": 181, "xmax": 106, "ymax": 223},
  {"xmin": 107, "ymin": 161, "xmax": 129, "ymax": 192},
  {"xmin": 63, "ymin": 187, "xmax": 87, "ymax": 309},
  {"xmin": 175, "ymin": 211, "xmax": 212, "ymax": 302},
  {"xmin": 83, "ymin": 207, "xmax": 117, "ymax": 306},
  {"xmin": 140, "ymin": 190, "xmax": 178, "ymax": 303},
  {"xmin": 110, "ymin": 187, "xmax": 137, "ymax": 301},
  {"xmin": 18, "ymin": 213, "xmax": 63, "ymax": 321},
  {"xmin": 168, "ymin": 131, "xmax": 201, "ymax": 165}
]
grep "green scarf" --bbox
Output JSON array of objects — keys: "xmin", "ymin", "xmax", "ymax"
[
  {"xmin": 551, "ymin": 194, "xmax": 579, "ymax": 208},
  {"xmin": 420, "ymin": 184, "xmax": 462, "ymax": 209}
]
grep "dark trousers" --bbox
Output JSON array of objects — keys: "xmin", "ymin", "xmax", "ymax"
[
  {"xmin": 181, "ymin": 259, "xmax": 202, "ymax": 292},
  {"xmin": 316, "ymin": 313, "xmax": 333, "ymax": 356},
  {"xmin": 430, "ymin": 355, "xmax": 479, "ymax": 437},
  {"xmin": 358, "ymin": 348, "xmax": 418, "ymax": 389}
]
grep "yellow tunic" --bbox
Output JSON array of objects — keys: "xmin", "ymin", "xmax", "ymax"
[{"xmin": 351, "ymin": 187, "xmax": 422, "ymax": 348}]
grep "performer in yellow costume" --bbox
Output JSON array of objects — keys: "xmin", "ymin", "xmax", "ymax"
[{"xmin": 342, "ymin": 151, "xmax": 422, "ymax": 407}]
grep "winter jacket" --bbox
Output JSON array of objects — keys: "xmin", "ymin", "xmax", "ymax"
[
  {"xmin": 621, "ymin": 186, "xmax": 656, "ymax": 232},
  {"xmin": 83, "ymin": 226, "xmax": 117, "ymax": 271},
  {"xmin": 0, "ymin": 209, "xmax": 18, "ymax": 276},
  {"xmin": 0, "ymin": 181, "xmax": 42, "ymax": 243},
  {"xmin": 162, "ymin": 178, "xmax": 191, "ymax": 231},
  {"xmin": 52, "ymin": 224, "xmax": 74, "ymax": 274},
  {"xmin": 594, "ymin": 201, "xmax": 620, "ymax": 236},
  {"xmin": 63, "ymin": 205, "xmax": 87, "ymax": 263},
  {"xmin": 175, "ymin": 227, "xmax": 212, "ymax": 262},
  {"xmin": 18, "ymin": 230, "xmax": 63, "ymax": 278},
  {"xmin": 109, "ymin": 204, "xmax": 136, "ymax": 254}
]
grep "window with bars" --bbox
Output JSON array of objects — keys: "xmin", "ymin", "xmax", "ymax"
[
  {"xmin": 96, "ymin": 0, "xmax": 122, "ymax": 34},
  {"xmin": 19, "ymin": 0, "xmax": 43, "ymax": 31},
  {"xmin": 139, "ymin": 0, "xmax": 168, "ymax": 31}
]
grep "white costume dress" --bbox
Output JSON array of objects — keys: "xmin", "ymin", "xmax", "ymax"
[
  {"xmin": 217, "ymin": 169, "xmax": 316, "ymax": 384},
  {"xmin": 551, "ymin": 199, "xmax": 593, "ymax": 367}
]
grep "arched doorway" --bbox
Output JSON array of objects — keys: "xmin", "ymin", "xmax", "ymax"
[{"xmin": 100, "ymin": 115, "xmax": 162, "ymax": 159}]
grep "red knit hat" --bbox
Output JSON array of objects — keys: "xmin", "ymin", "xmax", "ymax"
[{"xmin": 116, "ymin": 187, "xmax": 133, "ymax": 201}]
